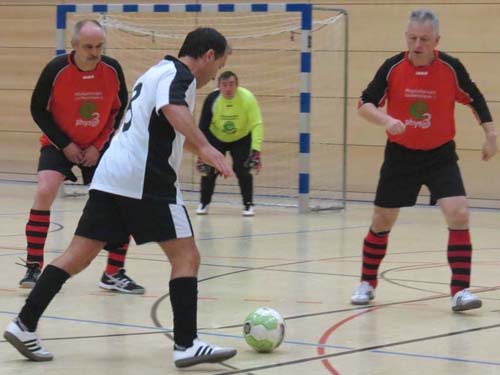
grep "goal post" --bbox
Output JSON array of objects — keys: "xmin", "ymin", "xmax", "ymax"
[{"xmin": 56, "ymin": 3, "xmax": 348, "ymax": 213}]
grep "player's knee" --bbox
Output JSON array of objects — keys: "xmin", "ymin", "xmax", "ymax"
[
  {"xmin": 447, "ymin": 205, "xmax": 469, "ymax": 226},
  {"xmin": 35, "ymin": 184, "xmax": 59, "ymax": 206},
  {"xmin": 371, "ymin": 211, "xmax": 397, "ymax": 231}
]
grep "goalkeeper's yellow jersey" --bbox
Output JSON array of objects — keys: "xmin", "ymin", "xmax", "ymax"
[{"xmin": 206, "ymin": 87, "xmax": 264, "ymax": 151}]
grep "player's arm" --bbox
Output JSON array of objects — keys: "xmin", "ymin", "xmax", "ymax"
[
  {"xmin": 198, "ymin": 90, "xmax": 219, "ymax": 134},
  {"xmin": 247, "ymin": 94, "xmax": 264, "ymax": 152},
  {"xmin": 161, "ymin": 104, "xmax": 233, "ymax": 178},
  {"xmin": 358, "ymin": 104, "xmax": 405, "ymax": 135},
  {"xmin": 444, "ymin": 53, "xmax": 498, "ymax": 160},
  {"xmin": 358, "ymin": 54, "xmax": 406, "ymax": 135},
  {"xmin": 30, "ymin": 57, "xmax": 73, "ymax": 150},
  {"xmin": 480, "ymin": 121, "xmax": 498, "ymax": 161},
  {"xmin": 245, "ymin": 94, "xmax": 264, "ymax": 174}
]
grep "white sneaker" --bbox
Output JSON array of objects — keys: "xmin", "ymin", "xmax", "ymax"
[
  {"xmin": 3, "ymin": 318, "xmax": 53, "ymax": 361},
  {"xmin": 196, "ymin": 204, "xmax": 208, "ymax": 215},
  {"xmin": 351, "ymin": 281, "xmax": 375, "ymax": 305},
  {"xmin": 451, "ymin": 289, "xmax": 482, "ymax": 312},
  {"xmin": 242, "ymin": 204, "xmax": 255, "ymax": 216},
  {"xmin": 173, "ymin": 338, "xmax": 237, "ymax": 368}
]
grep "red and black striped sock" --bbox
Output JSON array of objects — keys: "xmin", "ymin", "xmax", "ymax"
[
  {"xmin": 448, "ymin": 229, "xmax": 472, "ymax": 296},
  {"xmin": 25, "ymin": 209, "xmax": 50, "ymax": 268},
  {"xmin": 361, "ymin": 228, "xmax": 389, "ymax": 288},
  {"xmin": 105, "ymin": 240, "xmax": 130, "ymax": 275}
]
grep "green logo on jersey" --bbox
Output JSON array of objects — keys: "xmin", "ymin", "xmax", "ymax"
[
  {"xmin": 80, "ymin": 102, "xmax": 97, "ymax": 119},
  {"xmin": 223, "ymin": 121, "xmax": 237, "ymax": 134},
  {"xmin": 409, "ymin": 100, "xmax": 428, "ymax": 120}
]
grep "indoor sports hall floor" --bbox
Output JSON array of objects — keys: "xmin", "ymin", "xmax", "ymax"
[{"xmin": 1, "ymin": 181, "xmax": 500, "ymax": 375}]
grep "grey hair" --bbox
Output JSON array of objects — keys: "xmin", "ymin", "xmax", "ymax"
[
  {"xmin": 409, "ymin": 9, "xmax": 439, "ymax": 34},
  {"xmin": 71, "ymin": 19, "xmax": 105, "ymax": 43}
]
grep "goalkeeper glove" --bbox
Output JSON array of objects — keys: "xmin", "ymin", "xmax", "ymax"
[
  {"xmin": 244, "ymin": 150, "xmax": 262, "ymax": 173},
  {"xmin": 196, "ymin": 157, "xmax": 216, "ymax": 176}
]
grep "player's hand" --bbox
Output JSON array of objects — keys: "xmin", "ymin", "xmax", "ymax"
[
  {"xmin": 81, "ymin": 145, "xmax": 100, "ymax": 167},
  {"xmin": 482, "ymin": 134, "xmax": 498, "ymax": 161},
  {"xmin": 198, "ymin": 145, "xmax": 233, "ymax": 178},
  {"xmin": 63, "ymin": 143, "xmax": 84, "ymax": 164},
  {"xmin": 385, "ymin": 117, "xmax": 406, "ymax": 135},
  {"xmin": 244, "ymin": 150, "xmax": 262, "ymax": 175}
]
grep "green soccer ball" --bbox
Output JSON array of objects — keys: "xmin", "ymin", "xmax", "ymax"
[{"xmin": 243, "ymin": 307, "xmax": 285, "ymax": 353}]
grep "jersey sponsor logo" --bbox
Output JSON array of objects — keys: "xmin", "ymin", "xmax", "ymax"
[
  {"xmin": 415, "ymin": 71, "xmax": 428, "ymax": 76},
  {"xmin": 76, "ymin": 102, "xmax": 100, "ymax": 127},
  {"xmin": 82, "ymin": 75, "xmax": 95, "ymax": 80},
  {"xmin": 222, "ymin": 120, "xmax": 237, "ymax": 134},
  {"xmin": 405, "ymin": 100, "xmax": 431, "ymax": 129}
]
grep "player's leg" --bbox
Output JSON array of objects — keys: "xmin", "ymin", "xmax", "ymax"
[
  {"xmin": 439, "ymin": 196, "xmax": 477, "ymax": 310},
  {"xmin": 5, "ymin": 189, "xmax": 129, "ymax": 361},
  {"xmin": 159, "ymin": 236, "xmax": 237, "ymax": 367},
  {"xmin": 352, "ymin": 142, "xmax": 420, "ymax": 305},
  {"xmin": 198, "ymin": 171, "xmax": 218, "ymax": 214},
  {"xmin": 5, "ymin": 236, "xmax": 105, "ymax": 361},
  {"xmin": 127, "ymin": 198, "xmax": 236, "ymax": 367},
  {"xmin": 20, "ymin": 146, "xmax": 73, "ymax": 288},
  {"xmin": 197, "ymin": 133, "xmax": 226, "ymax": 214},
  {"xmin": 100, "ymin": 238, "xmax": 145, "ymax": 294},
  {"xmin": 230, "ymin": 134, "xmax": 253, "ymax": 216},
  {"xmin": 80, "ymin": 162, "xmax": 145, "ymax": 294},
  {"xmin": 428, "ymin": 146, "xmax": 480, "ymax": 311}
]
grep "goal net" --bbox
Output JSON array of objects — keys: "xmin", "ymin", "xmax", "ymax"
[{"xmin": 58, "ymin": 4, "xmax": 348, "ymax": 212}]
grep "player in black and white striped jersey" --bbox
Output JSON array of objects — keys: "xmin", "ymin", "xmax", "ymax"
[{"xmin": 4, "ymin": 27, "xmax": 237, "ymax": 368}]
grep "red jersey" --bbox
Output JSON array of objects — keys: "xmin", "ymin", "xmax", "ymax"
[
  {"xmin": 31, "ymin": 52, "xmax": 128, "ymax": 151},
  {"xmin": 359, "ymin": 50, "xmax": 492, "ymax": 150}
]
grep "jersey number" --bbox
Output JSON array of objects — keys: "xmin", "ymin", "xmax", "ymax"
[{"xmin": 122, "ymin": 82, "xmax": 143, "ymax": 132}]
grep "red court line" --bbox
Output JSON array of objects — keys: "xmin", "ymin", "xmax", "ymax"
[{"xmin": 317, "ymin": 307, "xmax": 381, "ymax": 375}]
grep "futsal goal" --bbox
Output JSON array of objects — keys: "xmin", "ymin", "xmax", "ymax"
[{"xmin": 56, "ymin": 3, "xmax": 348, "ymax": 212}]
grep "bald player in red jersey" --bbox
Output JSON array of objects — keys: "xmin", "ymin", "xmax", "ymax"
[
  {"xmin": 20, "ymin": 19, "xmax": 144, "ymax": 294},
  {"xmin": 351, "ymin": 9, "xmax": 497, "ymax": 311}
]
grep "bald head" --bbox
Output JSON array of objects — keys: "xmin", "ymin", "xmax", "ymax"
[
  {"xmin": 71, "ymin": 20, "xmax": 105, "ymax": 45},
  {"xmin": 71, "ymin": 20, "xmax": 106, "ymax": 71}
]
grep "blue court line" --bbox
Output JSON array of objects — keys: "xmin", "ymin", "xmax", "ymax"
[{"xmin": 1, "ymin": 310, "xmax": 499, "ymax": 366}]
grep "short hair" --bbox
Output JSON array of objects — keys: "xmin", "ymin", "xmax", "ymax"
[
  {"xmin": 71, "ymin": 19, "xmax": 105, "ymax": 43},
  {"xmin": 218, "ymin": 71, "xmax": 238, "ymax": 85},
  {"xmin": 178, "ymin": 27, "xmax": 228, "ymax": 60},
  {"xmin": 409, "ymin": 9, "xmax": 439, "ymax": 34}
]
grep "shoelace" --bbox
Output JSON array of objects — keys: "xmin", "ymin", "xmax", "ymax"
[
  {"xmin": 111, "ymin": 270, "xmax": 134, "ymax": 287},
  {"xmin": 15, "ymin": 258, "xmax": 39, "ymax": 271}
]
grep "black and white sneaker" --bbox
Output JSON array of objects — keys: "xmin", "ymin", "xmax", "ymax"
[
  {"xmin": 3, "ymin": 318, "xmax": 53, "ymax": 361},
  {"xmin": 18, "ymin": 261, "xmax": 41, "ymax": 289},
  {"xmin": 173, "ymin": 338, "xmax": 237, "ymax": 368},
  {"xmin": 99, "ymin": 268, "xmax": 145, "ymax": 294}
]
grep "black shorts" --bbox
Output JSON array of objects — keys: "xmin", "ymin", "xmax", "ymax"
[
  {"xmin": 75, "ymin": 190, "xmax": 193, "ymax": 245},
  {"xmin": 38, "ymin": 145, "xmax": 96, "ymax": 185},
  {"xmin": 374, "ymin": 140, "xmax": 466, "ymax": 208}
]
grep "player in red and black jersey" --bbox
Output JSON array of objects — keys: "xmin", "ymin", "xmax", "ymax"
[
  {"xmin": 351, "ymin": 9, "xmax": 498, "ymax": 311},
  {"xmin": 20, "ymin": 20, "xmax": 144, "ymax": 294}
]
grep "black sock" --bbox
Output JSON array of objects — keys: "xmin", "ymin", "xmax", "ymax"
[
  {"xmin": 169, "ymin": 277, "xmax": 197, "ymax": 347},
  {"xmin": 19, "ymin": 265, "xmax": 70, "ymax": 331}
]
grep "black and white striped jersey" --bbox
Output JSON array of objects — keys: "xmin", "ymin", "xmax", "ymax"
[{"xmin": 91, "ymin": 55, "xmax": 196, "ymax": 203}]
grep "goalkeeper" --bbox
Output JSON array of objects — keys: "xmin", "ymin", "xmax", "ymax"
[{"xmin": 196, "ymin": 71, "xmax": 264, "ymax": 216}]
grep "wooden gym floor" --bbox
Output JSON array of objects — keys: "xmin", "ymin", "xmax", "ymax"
[{"xmin": 1, "ymin": 181, "xmax": 500, "ymax": 375}]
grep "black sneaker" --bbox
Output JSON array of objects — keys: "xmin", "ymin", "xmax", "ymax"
[
  {"xmin": 98, "ymin": 268, "xmax": 145, "ymax": 294},
  {"xmin": 18, "ymin": 261, "xmax": 41, "ymax": 289}
]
